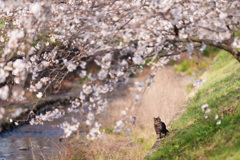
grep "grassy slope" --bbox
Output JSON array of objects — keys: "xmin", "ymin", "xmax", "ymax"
[{"xmin": 147, "ymin": 51, "xmax": 240, "ymax": 160}]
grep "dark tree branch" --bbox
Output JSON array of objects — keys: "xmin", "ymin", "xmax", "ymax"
[{"xmin": 167, "ymin": 38, "xmax": 240, "ymax": 62}]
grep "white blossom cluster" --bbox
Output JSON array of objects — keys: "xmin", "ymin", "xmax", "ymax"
[
  {"xmin": 68, "ymin": 83, "xmax": 111, "ymax": 138},
  {"xmin": 0, "ymin": 85, "xmax": 9, "ymax": 100},
  {"xmin": 59, "ymin": 118, "xmax": 80, "ymax": 138},
  {"xmin": 215, "ymin": 114, "xmax": 221, "ymax": 125},
  {"xmin": 11, "ymin": 86, "xmax": 26, "ymax": 101},
  {"xmin": 0, "ymin": 0, "xmax": 239, "ymax": 139},
  {"xmin": 201, "ymin": 104, "xmax": 222, "ymax": 125},
  {"xmin": 0, "ymin": 59, "xmax": 27, "ymax": 86},
  {"xmin": 86, "ymin": 122, "xmax": 104, "ymax": 140},
  {"xmin": 29, "ymin": 109, "xmax": 65, "ymax": 125},
  {"xmin": 232, "ymin": 37, "xmax": 240, "ymax": 48},
  {"xmin": 201, "ymin": 104, "xmax": 211, "ymax": 119},
  {"xmin": 36, "ymin": 92, "xmax": 43, "ymax": 99},
  {"xmin": 29, "ymin": 77, "xmax": 50, "ymax": 92},
  {"xmin": 0, "ymin": 0, "xmax": 238, "ymax": 99},
  {"xmin": 113, "ymin": 120, "xmax": 125, "ymax": 133},
  {"xmin": 0, "ymin": 107, "xmax": 5, "ymax": 119}
]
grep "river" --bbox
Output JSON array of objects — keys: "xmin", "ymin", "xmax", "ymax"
[{"xmin": 0, "ymin": 108, "xmax": 83, "ymax": 160}]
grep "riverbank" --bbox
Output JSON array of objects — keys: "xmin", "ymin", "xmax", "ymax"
[{"xmin": 146, "ymin": 51, "xmax": 240, "ymax": 159}]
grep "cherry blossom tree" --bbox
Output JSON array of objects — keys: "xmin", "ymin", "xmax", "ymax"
[{"xmin": 0, "ymin": 0, "xmax": 239, "ymax": 139}]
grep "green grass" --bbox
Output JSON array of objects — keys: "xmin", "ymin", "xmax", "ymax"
[
  {"xmin": 174, "ymin": 58, "xmax": 211, "ymax": 75},
  {"xmin": 147, "ymin": 51, "xmax": 240, "ymax": 160},
  {"xmin": 174, "ymin": 46, "xmax": 219, "ymax": 75}
]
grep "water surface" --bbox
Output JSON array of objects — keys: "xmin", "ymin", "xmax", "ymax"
[{"xmin": 0, "ymin": 109, "xmax": 82, "ymax": 160}]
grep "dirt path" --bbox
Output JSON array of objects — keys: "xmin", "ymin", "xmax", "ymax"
[
  {"xmin": 138, "ymin": 67, "xmax": 192, "ymax": 126},
  {"xmin": 108, "ymin": 66, "xmax": 193, "ymax": 130},
  {"xmin": 137, "ymin": 66, "xmax": 193, "ymax": 159}
]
